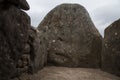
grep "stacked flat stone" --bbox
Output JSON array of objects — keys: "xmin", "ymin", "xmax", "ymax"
[
  {"xmin": 28, "ymin": 27, "xmax": 47, "ymax": 73},
  {"xmin": 0, "ymin": 0, "xmax": 29, "ymax": 10}
]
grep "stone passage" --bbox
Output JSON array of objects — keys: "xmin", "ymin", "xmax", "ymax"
[
  {"xmin": 102, "ymin": 19, "xmax": 120, "ymax": 77},
  {"xmin": 38, "ymin": 4, "xmax": 102, "ymax": 68}
]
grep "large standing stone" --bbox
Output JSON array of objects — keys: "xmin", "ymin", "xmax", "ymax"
[
  {"xmin": 38, "ymin": 4, "xmax": 102, "ymax": 68},
  {"xmin": 28, "ymin": 27, "xmax": 47, "ymax": 73},
  {"xmin": 102, "ymin": 19, "xmax": 120, "ymax": 76},
  {"xmin": 0, "ymin": 1, "xmax": 30, "ymax": 80}
]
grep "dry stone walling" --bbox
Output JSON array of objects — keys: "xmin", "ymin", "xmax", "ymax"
[
  {"xmin": 38, "ymin": 4, "xmax": 102, "ymax": 68},
  {"xmin": 28, "ymin": 27, "xmax": 47, "ymax": 73},
  {"xmin": 0, "ymin": 0, "xmax": 31, "ymax": 80},
  {"xmin": 102, "ymin": 19, "xmax": 120, "ymax": 77}
]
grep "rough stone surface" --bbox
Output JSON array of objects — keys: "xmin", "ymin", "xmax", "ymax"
[
  {"xmin": 102, "ymin": 19, "xmax": 120, "ymax": 77},
  {"xmin": 38, "ymin": 4, "xmax": 102, "ymax": 68},
  {"xmin": 19, "ymin": 67, "xmax": 120, "ymax": 80},
  {"xmin": 28, "ymin": 27, "xmax": 47, "ymax": 73},
  {"xmin": 0, "ymin": 32, "xmax": 16, "ymax": 80},
  {"xmin": 0, "ymin": 3, "xmax": 30, "ymax": 80}
]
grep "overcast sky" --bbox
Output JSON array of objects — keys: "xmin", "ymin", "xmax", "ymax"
[{"xmin": 26, "ymin": 0, "xmax": 120, "ymax": 36}]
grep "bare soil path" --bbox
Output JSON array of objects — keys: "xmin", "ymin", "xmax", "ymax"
[{"xmin": 20, "ymin": 66, "xmax": 120, "ymax": 80}]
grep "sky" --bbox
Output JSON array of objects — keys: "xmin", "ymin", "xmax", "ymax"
[{"xmin": 26, "ymin": 0, "xmax": 120, "ymax": 36}]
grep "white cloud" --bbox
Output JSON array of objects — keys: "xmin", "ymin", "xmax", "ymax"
[
  {"xmin": 26, "ymin": 0, "xmax": 120, "ymax": 36},
  {"xmin": 91, "ymin": 3, "xmax": 120, "ymax": 36}
]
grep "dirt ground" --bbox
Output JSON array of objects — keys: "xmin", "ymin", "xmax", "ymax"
[{"xmin": 20, "ymin": 66, "xmax": 120, "ymax": 80}]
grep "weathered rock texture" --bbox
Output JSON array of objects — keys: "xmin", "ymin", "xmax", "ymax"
[
  {"xmin": 38, "ymin": 4, "xmax": 102, "ymax": 68},
  {"xmin": 28, "ymin": 27, "xmax": 47, "ymax": 73},
  {"xmin": 0, "ymin": 1, "xmax": 30, "ymax": 80},
  {"xmin": 102, "ymin": 19, "xmax": 120, "ymax": 76},
  {"xmin": 19, "ymin": 67, "xmax": 120, "ymax": 80}
]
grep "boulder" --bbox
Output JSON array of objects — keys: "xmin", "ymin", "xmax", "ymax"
[
  {"xmin": 38, "ymin": 4, "xmax": 102, "ymax": 68},
  {"xmin": 28, "ymin": 27, "xmax": 47, "ymax": 73},
  {"xmin": 0, "ymin": 2, "xmax": 30, "ymax": 80},
  {"xmin": 102, "ymin": 19, "xmax": 120, "ymax": 76}
]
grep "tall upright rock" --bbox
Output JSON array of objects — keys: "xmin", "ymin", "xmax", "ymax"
[
  {"xmin": 0, "ymin": 0, "xmax": 31, "ymax": 80},
  {"xmin": 102, "ymin": 19, "xmax": 120, "ymax": 76},
  {"xmin": 38, "ymin": 4, "xmax": 102, "ymax": 68}
]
